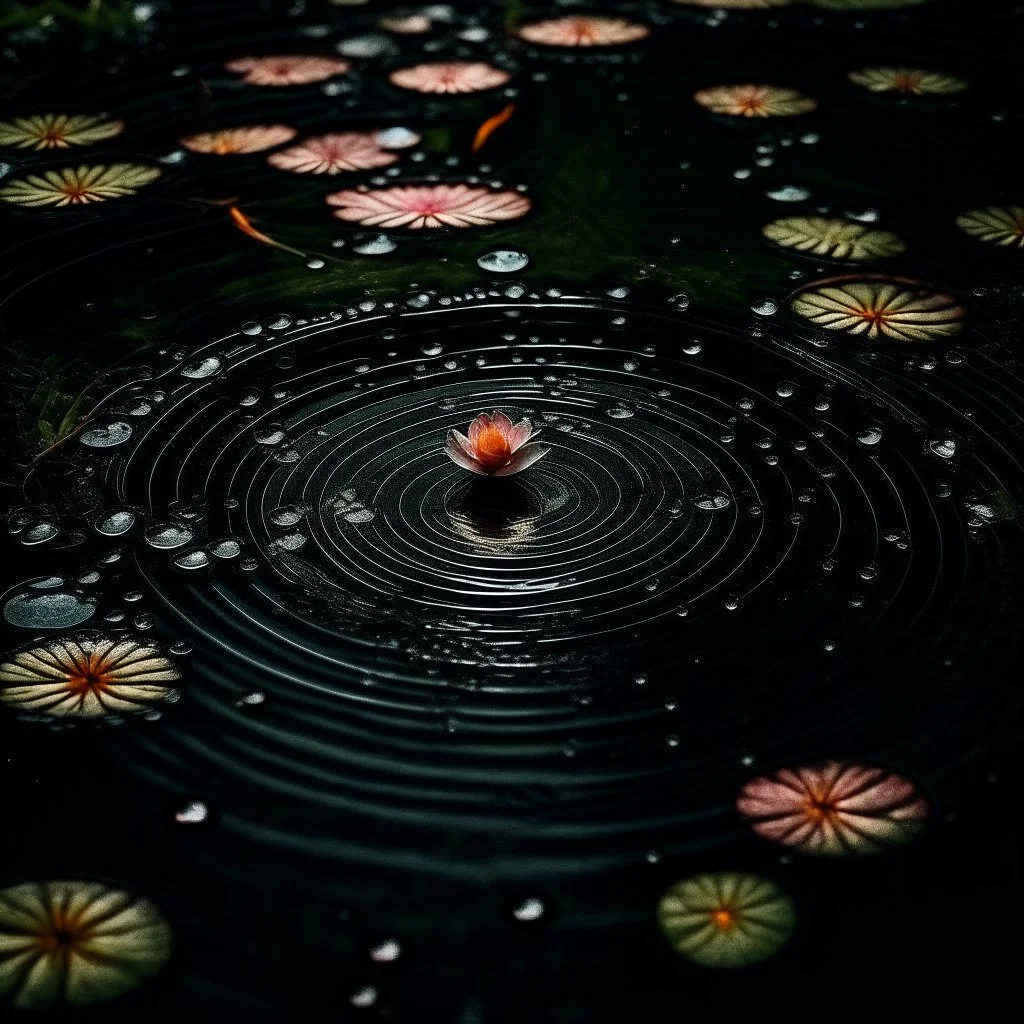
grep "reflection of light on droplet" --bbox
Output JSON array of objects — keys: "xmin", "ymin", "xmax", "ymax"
[
  {"xmin": 353, "ymin": 234, "xmax": 397, "ymax": 255},
  {"xmin": 858, "ymin": 426, "xmax": 883, "ymax": 445},
  {"xmin": 175, "ymin": 801, "xmax": 209, "ymax": 824},
  {"xmin": 173, "ymin": 550, "xmax": 210, "ymax": 571},
  {"xmin": 477, "ymin": 249, "xmax": 529, "ymax": 273},
  {"xmin": 369, "ymin": 939, "xmax": 401, "ymax": 962},
  {"xmin": 180, "ymin": 356, "xmax": 222, "ymax": 379},
  {"xmin": 4, "ymin": 590, "xmax": 95, "ymax": 629},
  {"xmin": 751, "ymin": 299, "xmax": 778, "ymax": 316},
  {"xmin": 766, "ymin": 185, "xmax": 810, "ymax": 202},
  {"xmin": 513, "ymin": 897, "xmax": 545, "ymax": 921},
  {"xmin": 145, "ymin": 524, "xmax": 193, "ymax": 549},
  {"xmin": 693, "ymin": 492, "xmax": 731, "ymax": 511},
  {"xmin": 80, "ymin": 422, "xmax": 132, "ymax": 447},
  {"xmin": 930, "ymin": 438, "xmax": 957, "ymax": 459},
  {"xmin": 350, "ymin": 986, "xmax": 378, "ymax": 1008},
  {"xmin": 94, "ymin": 510, "xmax": 136, "ymax": 536}
]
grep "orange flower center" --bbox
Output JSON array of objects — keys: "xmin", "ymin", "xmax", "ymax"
[
  {"xmin": 738, "ymin": 94, "xmax": 766, "ymax": 114},
  {"xmin": 213, "ymin": 138, "xmax": 238, "ymax": 155},
  {"xmin": 474, "ymin": 426, "xmax": 512, "ymax": 470},
  {"xmin": 710, "ymin": 908, "xmax": 736, "ymax": 931},
  {"xmin": 60, "ymin": 180, "xmax": 92, "ymax": 202},
  {"xmin": 893, "ymin": 73, "xmax": 921, "ymax": 93},
  {"xmin": 37, "ymin": 912, "xmax": 89, "ymax": 953},
  {"xmin": 66, "ymin": 655, "xmax": 113, "ymax": 695},
  {"xmin": 40, "ymin": 126, "xmax": 66, "ymax": 144}
]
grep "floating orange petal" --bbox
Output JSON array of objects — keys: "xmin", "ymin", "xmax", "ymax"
[
  {"xmin": 472, "ymin": 103, "xmax": 515, "ymax": 153},
  {"xmin": 228, "ymin": 206, "xmax": 307, "ymax": 258}
]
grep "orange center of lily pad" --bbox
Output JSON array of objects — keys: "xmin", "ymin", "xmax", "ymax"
[
  {"xmin": 710, "ymin": 908, "xmax": 736, "ymax": 931},
  {"xmin": 474, "ymin": 427, "xmax": 512, "ymax": 470},
  {"xmin": 66, "ymin": 655, "xmax": 113, "ymax": 695}
]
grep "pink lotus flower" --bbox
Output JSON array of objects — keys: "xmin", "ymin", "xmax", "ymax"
[
  {"xmin": 516, "ymin": 16, "xmax": 650, "ymax": 47},
  {"xmin": 388, "ymin": 61, "xmax": 511, "ymax": 94},
  {"xmin": 267, "ymin": 132, "xmax": 403, "ymax": 174},
  {"xmin": 737, "ymin": 762, "xmax": 928, "ymax": 856},
  {"xmin": 326, "ymin": 183, "xmax": 531, "ymax": 229},
  {"xmin": 180, "ymin": 125, "xmax": 297, "ymax": 155},
  {"xmin": 445, "ymin": 412, "xmax": 549, "ymax": 477},
  {"xmin": 225, "ymin": 55, "xmax": 351, "ymax": 86}
]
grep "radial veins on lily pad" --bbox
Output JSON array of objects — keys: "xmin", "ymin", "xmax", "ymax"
[
  {"xmin": 763, "ymin": 217, "xmax": 905, "ymax": 260},
  {"xmin": 657, "ymin": 873, "xmax": 796, "ymax": 968}
]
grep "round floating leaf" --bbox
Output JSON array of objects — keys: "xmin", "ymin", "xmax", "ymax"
[
  {"xmin": 180, "ymin": 125, "xmax": 297, "ymax": 155},
  {"xmin": 0, "ymin": 880, "xmax": 172, "ymax": 1009},
  {"xmin": 956, "ymin": 206, "xmax": 1024, "ymax": 249},
  {"xmin": 738, "ymin": 762, "xmax": 929, "ymax": 854},
  {"xmin": 658, "ymin": 873, "xmax": 796, "ymax": 968},
  {"xmin": 791, "ymin": 280, "xmax": 966, "ymax": 341},
  {"xmin": 763, "ymin": 217, "xmax": 905, "ymax": 260},
  {"xmin": 326, "ymin": 184, "xmax": 531, "ymax": 229},
  {"xmin": 694, "ymin": 84, "xmax": 817, "ymax": 117},
  {"xmin": 848, "ymin": 67, "xmax": 968, "ymax": 95},
  {"xmin": 0, "ymin": 164, "xmax": 160, "ymax": 207},
  {"xmin": 0, "ymin": 635, "xmax": 181, "ymax": 717},
  {"xmin": 515, "ymin": 16, "xmax": 650, "ymax": 46},
  {"xmin": 0, "ymin": 113, "xmax": 123, "ymax": 151}
]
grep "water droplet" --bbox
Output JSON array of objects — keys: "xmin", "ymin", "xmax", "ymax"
[
  {"xmin": 858, "ymin": 426, "xmax": 883, "ymax": 446},
  {"xmin": 241, "ymin": 321, "xmax": 262, "ymax": 336},
  {"xmin": 766, "ymin": 185, "xmax": 811, "ymax": 202},
  {"xmin": 236, "ymin": 690, "xmax": 266, "ymax": 707},
  {"xmin": 930, "ymin": 438, "xmax": 957, "ymax": 459},
  {"xmin": 374, "ymin": 126, "xmax": 420, "ymax": 149},
  {"xmin": 513, "ymin": 897, "xmax": 545, "ymax": 922},
  {"xmin": 173, "ymin": 550, "xmax": 210, "ymax": 571},
  {"xmin": 751, "ymin": 299, "xmax": 778, "ymax": 316},
  {"xmin": 145, "ymin": 524, "xmax": 194, "ymax": 549},
  {"xmin": 349, "ymin": 986, "xmax": 378, "ymax": 1008},
  {"xmin": 175, "ymin": 801, "xmax": 209, "ymax": 824},
  {"xmin": 776, "ymin": 381, "xmax": 795, "ymax": 398},
  {"xmin": 270, "ymin": 505, "xmax": 304, "ymax": 527},
  {"xmin": 94, "ymin": 510, "xmax": 136, "ymax": 536},
  {"xmin": 477, "ymin": 250, "xmax": 530, "ymax": 273},
  {"xmin": 693, "ymin": 491, "xmax": 731, "ymax": 511},
  {"xmin": 180, "ymin": 356, "xmax": 222, "ymax": 379},
  {"xmin": 80, "ymin": 422, "xmax": 132, "ymax": 447},
  {"xmin": 4, "ymin": 589, "xmax": 95, "ymax": 628},
  {"xmin": 607, "ymin": 406, "xmax": 634, "ymax": 419},
  {"xmin": 254, "ymin": 427, "xmax": 286, "ymax": 446},
  {"xmin": 306, "ymin": 258, "xmax": 326, "ymax": 270},
  {"xmin": 209, "ymin": 538, "xmax": 241, "ymax": 559},
  {"xmin": 353, "ymin": 234, "xmax": 397, "ymax": 255},
  {"xmin": 266, "ymin": 314, "xmax": 292, "ymax": 330},
  {"xmin": 369, "ymin": 939, "xmax": 401, "ymax": 962}
]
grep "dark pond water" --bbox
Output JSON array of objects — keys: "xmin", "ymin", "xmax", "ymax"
[{"xmin": 1, "ymin": 0, "xmax": 1022, "ymax": 1018}]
